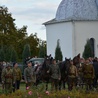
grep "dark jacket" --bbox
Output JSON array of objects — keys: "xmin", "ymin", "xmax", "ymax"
[
  {"xmin": 93, "ymin": 61, "xmax": 98, "ymax": 75},
  {"xmin": 49, "ymin": 64, "xmax": 61, "ymax": 79}
]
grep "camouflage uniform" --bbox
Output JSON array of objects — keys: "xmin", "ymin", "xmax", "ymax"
[
  {"xmin": 67, "ymin": 64, "xmax": 77, "ymax": 90},
  {"xmin": 24, "ymin": 66, "xmax": 36, "ymax": 89},
  {"xmin": 1, "ymin": 66, "xmax": 15, "ymax": 93},
  {"xmin": 49, "ymin": 64, "xmax": 61, "ymax": 91},
  {"xmin": 83, "ymin": 64, "xmax": 95, "ymax": 90},
  {"xmin": 13, "ymin": 67, "xmax": 22, "ymax": 91}
]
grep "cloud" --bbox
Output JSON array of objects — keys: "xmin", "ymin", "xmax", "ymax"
[
  {"xmin": 10, "ymin": 1, "xmax": 58, "ymax": 25},
  {"xmin": 40, "ymin": 26, "xmax": 45, "ymax": 30},
  {"xmin": 11, "ymin": 2, "xmax": 57, "ymax": 15},
  {"xmin": 0, "ymin": 0, "xmax": 61, "ymax": 40},
  {"xmin": 0, "ymin": 0, "xmax": 60, "ymax": 23},
  {"xmin": 0, "ymin": 0, "xmax": 9, "ymax": 4}
]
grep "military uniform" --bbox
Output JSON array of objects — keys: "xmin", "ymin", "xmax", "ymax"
[
  {"xmin": 24, "ymin": 66, "xmax": 36, "ymax": 89},
  {"xmin": 67, "ymin": 64, "xmax": 77, "ymax": 90},
  {"xmin": 77, "ymin": 63, "xmax": 84, "ymax": 87},
  {"xmin": 83, "ymin": 64, "xmax": 95, "ymax": 90},
  {"xmin": 78, "ymin": 63, "xmax": 84, "ymax": 78},
  {"xmin": 49, "ymin": 64, "xmax": 61, "ymax": 91},
  {"xmin": 13, "ymin": 67, "xmax": 22, "ymax": 91},
  {"xmin": 1, "ymin": 65, "xmax": 15, "ymax": 93}
]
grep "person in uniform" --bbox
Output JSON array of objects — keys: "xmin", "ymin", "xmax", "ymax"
[
  {"xmin": 83, "ymin": 59, "xmax": 95, "ymax": 91},
  {"xmin": 93, "ymin": 57, "xmax": 98, "ymax": 88},
  {"xmin": 47, "ymin": 59, "xmax": 61, "ymax": 91},
  {"xmin": 13, "ymin": 62, "xmax": 22, "ymax": 92},
  {"xmin": 1, "ymin": 63, "xmax": 15, "ymax": 94},
  {"xmin": 67, "ymin": 60, "xmax": 78, "ymax": 91},
  {"xmin": 77, "ymin": 58, "xmax": 85, "ymax": 87},
  {"xmin": 24, "ymin": 61, "xmax": 36, "ymax": 89}
]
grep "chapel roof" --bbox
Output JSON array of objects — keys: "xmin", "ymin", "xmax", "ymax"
[
  {"xmin": 56, "ymin": 0, "xmax": 98, "ymax": 21},
  {"xmin": 43, "ymin": 18, "xmax": 98, "ymax": 25}
]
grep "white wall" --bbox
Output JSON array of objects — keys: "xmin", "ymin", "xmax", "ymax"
[
  {"xmin": 45, "ymin": 22, "xmax": 73, "ymax": 60},
  {"xmin": 45, "ymin": 21, "xmax": 98, "ymax": 59},
  {"xmin": 74, "ymin": 21, "xmax": 98, "ymax": 57}
]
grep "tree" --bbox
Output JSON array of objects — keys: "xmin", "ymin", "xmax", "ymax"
[
  {"xmin": 0, "ymin": 45, "xmax": 18, "ymax": 62},
  {"xmin": 10, "ymin": 46, "xmax": 18, "ymax": 62},
  {"xmin": 24, "ymin": 33, "xmax": 39, "ymax": 57},
  {"xmin": 3, "ymin": 45, "xmax": 11, "ymax": 62},
  {"xmin": 0, "ymin": 6, "xmax": 46, "ymax": 61},
  {"xmin": 0, "ymin": 46, "xmax": 5, "ymax": 61},
  {"xmin": 22, "ymin": 44, "xmax": 31, "ymax": 63},
  {"xmin": 39, "ymin": 41, "xmax": 46, "ymax": 58},
  {"xmin": 0, "ymin": 6, "xmax": 16, "ymax": 34},
  {"xmin": 55, "ymin": 39, "xmax": 63, "ymax": 61},
  {"xmin": 82, "ymin": 39, "xmax": 93, "ymax": 59}
]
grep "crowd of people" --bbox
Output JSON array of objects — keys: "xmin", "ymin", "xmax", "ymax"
[
  {"xmin": 0, "ymin": 56, "xmax": 98, "ymax": 94},
  {"xmin": 23, "ymin": 56, "xmax": 98, "ymax": 92},
  {"xmin": 1, "ymin": 62, "xmax": 22, "ymax": 93}
]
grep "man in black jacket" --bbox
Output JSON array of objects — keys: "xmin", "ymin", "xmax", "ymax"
[{"xmin": 93, "ymin": 57, "xmax": 98, "ymax": 88}]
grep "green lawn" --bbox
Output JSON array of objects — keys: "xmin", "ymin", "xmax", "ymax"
[
  {"xmin": 20, "ymin": 82, "xmax": 26, "ymax": 91},
  {"xmin": 0, "ymin": 82, "xmax": 26, "ymax": 93},
  {"xmin": 0, "ymin": 83, "xmax": 98, "ymax": 98},
  {"xmin": 0, "ymin": 82, "xmax": 51, "ymax": 92}
]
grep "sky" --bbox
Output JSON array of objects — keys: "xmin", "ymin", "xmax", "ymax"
[{"xmin": 0, "ymin": 0, "xmax": 61, "ymax": 40}]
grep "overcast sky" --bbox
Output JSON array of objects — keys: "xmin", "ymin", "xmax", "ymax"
[{"xmin": 0, "ymin": 0, "xmax": 61, "ymax": 40}]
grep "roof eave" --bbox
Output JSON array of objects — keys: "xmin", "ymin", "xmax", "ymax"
[{"xmin": 43, "ymin": 18, "xmax": 98, "ymax": 25}]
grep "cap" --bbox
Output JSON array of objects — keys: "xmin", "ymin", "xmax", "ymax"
[
  {"xmin": 13, "ymin": 62, "xmax": 16, "ymax": 66},
  {"xmin": 6, "ymin": 63, "xmax": 11, "ymax": 67},
  {"xmin": 52, "ymin": 59, "xmax": 56, "ymax": 61},
  {"xmin": 26, "ymin": 60, "xmax": 32, "ymax": 64}
]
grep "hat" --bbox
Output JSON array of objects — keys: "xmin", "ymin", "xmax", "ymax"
[
  {"xmin": 26, "ymin": 60, "xmax": 32, "ymax": 64},
  {"xmin": 13, "ymin": 62, "xmax": 17, "ymax": 67},
  {"xmin": 6, "ymin": 63, "xmax": 11, "ymax": 67},
  {"xmin": 52, "ymin": 59, "xmax": 56, "ymax": 61}
]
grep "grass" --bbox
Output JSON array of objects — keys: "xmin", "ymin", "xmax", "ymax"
[
  {"xmin": 0, "ymin": 82, "xmax": 51, "ymax": 92},
  {"xmin": 20, "ymin": 82, "xmax": 26, "ymax": 91},
  {"xmin": 0, "ymin": 82, "xmax": 98, "ymax": 98}
]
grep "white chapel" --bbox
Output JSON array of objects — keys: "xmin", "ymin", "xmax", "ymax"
[{"xmin": 44, "ymin": 0, "xmax": 98, "ymax": 59}]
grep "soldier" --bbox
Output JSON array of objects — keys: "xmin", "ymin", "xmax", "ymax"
[
  {"xmin": 83, "ymin": 59, "xmax": 95, "ymax": 91},
  {"xmin": 13, "ymin": 62, "xmax": 22, "ymax": 92},
  {"xmin": 24, "ymin": 61, "xmax": 36, "ymax": 89},
  {"xmin": 67, "ymin": 60, "xmax": 78, "ymax": 91},
  {"xmin": 77, "ymin": 58, "xmax": 85, "ymax": 87},
  {"xmin": 1, "ymin": 64, "xmax": 15, "ymax": 94},
  {"xmin": 93, "ymin": 57, "xmax": 98, "ymax": 88},
  {"xmin": 47, "ymin": 59, "xmax": 61, "ymax": 91}
]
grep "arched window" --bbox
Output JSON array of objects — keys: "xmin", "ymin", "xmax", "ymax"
[{"xmin": 90, "ymin": 38, "xmax": 95, "ymax": 57}]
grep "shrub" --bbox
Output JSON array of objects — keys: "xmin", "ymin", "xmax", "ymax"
[{"xmin": 0, "ymin": 86, "xmax": 98, "ymax": 98}]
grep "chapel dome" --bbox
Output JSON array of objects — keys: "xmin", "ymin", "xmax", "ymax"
[{"xmin": 56, "ymin": 0, "xmax": 98, "ymax": 21}]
